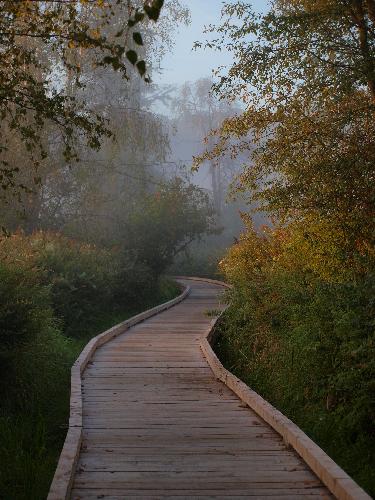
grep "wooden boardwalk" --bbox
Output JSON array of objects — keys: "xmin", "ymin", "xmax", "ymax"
[{"xmin": 69, "ymin": 279, "xmax": 333, "ymax": 499}]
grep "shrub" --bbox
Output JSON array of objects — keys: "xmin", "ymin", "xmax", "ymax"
[
  {"xmin": 0, "ymin": 260, "xmax": 77, "ymax": 500},
  {"xmin": 0, "ymin": 260, "xmax": 60, "ymax": 408},
  {"xmin": 0, "ymin": 231, "xmax": 181, "ymax": 337},
  {"xmin": 112, "ymin": 256, "xmax": 155, "ymax": 307},
  {"xmin": 0, "ymin": 262, "xmax": 53, "ymax": 351},
  {"xmin": 0, "ymin": 255, "xmax": 75, "ymax": 409},
  {"xmin": 0, "ymin": 231, "xmax": 117, "ymax": 337},
  {"xmin": 217, "ymin": 219, "xmax": 375, "ymax": 495}
]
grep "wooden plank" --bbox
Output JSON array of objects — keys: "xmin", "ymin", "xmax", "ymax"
[
  {"xmin": 78, "ymin": 454, "xmax": 305, "ymax": 466},
  {"xmin": 71, "ymin": 488, "xmax": 332, "ymax": 499},
  {"xmin": 73, "ymin": 471, "xmax": 323, "ymax": 487}
]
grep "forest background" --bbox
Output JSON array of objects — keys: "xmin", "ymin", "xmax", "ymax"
[{"xmin": 0, "ymin": 0, "xmax": 374, "ymax": 498}]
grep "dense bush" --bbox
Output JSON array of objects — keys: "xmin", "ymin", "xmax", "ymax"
[
  {"xmin": 0, "ymin": 262, "xmax": 54, "ymax": 351},
  {"xmin": 0, "ymin": 258, "xmax": 70, "ymax": 411},
  {"xmin": 0, "ymin": 232, "xmax": 118, "ymax": 336},
  {"xmin": 0, "ymin": 255, "xmax": 77, "ymax": 499},
  {"xmin": 217, "ymin": 220, "xmax": 375, "ymax": 495},
  {"xmin": 0, "ymin": 231, "xmax": 173, "ymax": 338},
  {"xmin": 0, "ymin": 229, "xmax": 195, "ymax": 337}
]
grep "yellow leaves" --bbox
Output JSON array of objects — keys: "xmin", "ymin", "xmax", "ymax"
[
  {"xmin": 221, "ymin": 209, "xmax": 375, "ymax": 289},
  {"xmin": 90, "ymin": 28, "xmax": 101, "ymax": 40},
  {"xmin": 220, "ymin": 219, "xmax": 276, "ymax": 284},
  {"xmin": 80, "ymin": 0, "xmax": 103, "ymax": 4},
  {"xmin": 271, "ymin": 216, "xmax": 371, "ymax": 283},
  {"xmin": 14, "ymin": 1, "xmax": 33, "ymax": 17},
  {"xmin": 276, "ymin": 0, "xmax": 339, "ymax": 15}
]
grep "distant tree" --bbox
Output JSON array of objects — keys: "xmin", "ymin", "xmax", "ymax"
[
  {"xmin": 123, "ymin": 177, "xmax": 216, "ymax": 275},
  {"xmin": 172, "ymin": 78, "xmax": 240, "ymax": 215}
]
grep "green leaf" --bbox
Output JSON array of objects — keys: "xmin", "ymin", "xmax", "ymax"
[
  {"xmin": 133, "ymin": 32, "xmax": 143, "ymax": 46},
  {"xmin": 136, "ymin": 60, "xmax": 146, "ymax": 76},
  {"xmin": 128, "ymin": 11, "xmax": 145, "ymax": 27},
  {"xmin": 144, "ymin": 1, "xmax": 164, "ymax": 21},
  {"xmin": 126, "ymin": 50, "xmax": 138, "ymax": 65},
  {"xmin": 135, "ymin": 11, "xmax": 145, "ymax": 22}
]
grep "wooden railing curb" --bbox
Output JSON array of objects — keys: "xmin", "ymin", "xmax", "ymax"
[
  {"xmin": 196, "ymin": 278, "xmax": 371, "ymax": 500},
  {"xmin": 47, "ymin": 283, "xmax": 191, "ymax": 500}
]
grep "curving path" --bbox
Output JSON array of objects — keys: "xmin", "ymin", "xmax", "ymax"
[{"xmin": 67, "ymin": 279, "xmax": 335, "ymax": 499}]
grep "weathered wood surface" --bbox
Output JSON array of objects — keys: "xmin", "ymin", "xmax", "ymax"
[
  {"xmin": 67, "ymin": 280, "xmax": 329, "ymax": 499},
  {"xmin": 50, "ymin": 278, "xmax": 370, "ymax": 500}
]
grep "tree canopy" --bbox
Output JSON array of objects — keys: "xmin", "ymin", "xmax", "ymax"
[
  {"xmin": 205, "ymin": 4, "xmax": 375, "ymax": 492},
  {"xmin": 0, "ymin": 0, "xmax": 165, "ymax": 196},
  {"xmin": 195, "ymin": 0, "xmax": 375, "ymax": 272}
]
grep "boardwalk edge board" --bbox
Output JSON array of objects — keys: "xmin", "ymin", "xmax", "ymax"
[
  {"xmin": 47, "ymin": 283, "xmax": 191, "ymax": 500},
  {"xmin": 197, "ymin": 278, "xmax": 371, "ymax": 500}
]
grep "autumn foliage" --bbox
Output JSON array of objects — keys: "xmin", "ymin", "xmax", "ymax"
[{"xmin": 202, "ymin": 0, "xmax": 375, "ymax": 494}]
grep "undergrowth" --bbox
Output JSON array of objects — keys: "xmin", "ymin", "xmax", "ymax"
[{"xmin": 215, "ymin": 222, "xmax": 375, "ymax": 496}]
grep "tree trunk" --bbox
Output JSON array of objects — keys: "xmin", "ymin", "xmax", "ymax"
[{"xmin": 351, "ymin": 0, "xmax": 375, "ymax": 101}]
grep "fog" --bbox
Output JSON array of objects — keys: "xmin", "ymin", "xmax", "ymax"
[{"xmin": 1, "ymin": 0, "xmax": 268, "ymax": 277}]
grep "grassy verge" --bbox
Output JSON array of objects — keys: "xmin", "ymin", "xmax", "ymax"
[
  {"xmin": 0, "ymin": 277, "xmax": 180, "ymax": 500},
  {"xmin": 214, "ymin": 303, "xmax": 375, "ymax": 497}
]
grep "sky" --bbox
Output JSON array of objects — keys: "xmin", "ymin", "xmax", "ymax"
[{"xmin": 155, "ymin": 0, "xmax": 269, "ymax": 87}]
